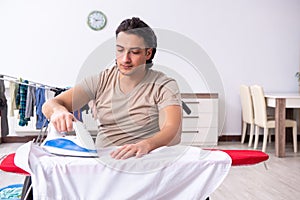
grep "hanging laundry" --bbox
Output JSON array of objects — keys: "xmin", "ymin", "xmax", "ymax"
[
  {"xmin": 9, "ymin": 81, "xmax": 18, "ymax": 117},
  {"xmin": 25, "ymin": 85, "xmax": 36, "ymax": 118},
  {"xmin": 18, "ymin": 80, "xmax": 30, "ymax": 126},
  {"xmin": 0, "ymin": 74, "xmax": 69, "ymax": 132},
  {"xmin": 73, "ymin": 103, "xmax": 90, "ymax": 122},
  {"xmin": 0, "ymin": 75, "xmax": 9, "ymax": 137},
  {"xmin": 15, "ymin": 78, "xmax": 23, "ymax": 109},
  {"xmin": 45, "ymin": 89, "xmax": 55, "ymax": 101},
  {"xmin": 50, "ymin": 87, "xmax": 67, "ymax": 97},
  {"xmin": 36, "ymin": 87, "xmax": 49, "ymax": 129},
  {"xmin": 73, "ymin": 110, "xmax": 82, "ymax": 122}
]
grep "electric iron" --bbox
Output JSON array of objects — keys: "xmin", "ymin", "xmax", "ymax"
[{"xmin": 42, "ymin": 121, "xmax": 98, "ymax": 157}]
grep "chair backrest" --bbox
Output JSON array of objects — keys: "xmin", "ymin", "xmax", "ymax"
[
  {"xmin": 250, "ymin": 85, "xmax": 268, "ymax": 127},
  {"xmin": 239, "ymin": 85, "xmax": 254, "ymax": 124}
]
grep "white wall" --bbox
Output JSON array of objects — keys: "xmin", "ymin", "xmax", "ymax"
[{"xmin": 0, "ymin": 0, "xmax": 300, "ymax": 136}]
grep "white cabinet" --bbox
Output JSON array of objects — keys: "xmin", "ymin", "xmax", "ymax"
[{"xmin": 180, "ymin": 93, "xmax": 219, "ymax": 146}]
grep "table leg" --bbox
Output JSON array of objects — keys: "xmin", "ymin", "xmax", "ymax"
[{"xmin": 275, "ymin": 98, "xmax": 286, "ymax": 157}]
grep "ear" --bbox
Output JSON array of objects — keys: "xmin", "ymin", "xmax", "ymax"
[{"xmin": 146, "ymin": 48, "xmax": 153, "ymax": 60}]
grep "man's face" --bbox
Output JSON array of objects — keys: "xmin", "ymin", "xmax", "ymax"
[{"xmin": 116, "ymin": 32, "xmax": 152, "ymax": 76}]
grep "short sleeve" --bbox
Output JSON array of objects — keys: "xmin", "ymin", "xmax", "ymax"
[
  {"xmin": 156, "ymin": 79, "xmax": 182, "ymax": 110},
  {"xmin": 78, "ymin": 74, "xmax": 100, "ymax": 100}
]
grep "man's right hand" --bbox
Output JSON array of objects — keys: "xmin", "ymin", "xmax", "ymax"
[{"xmin": 50, "ymin": 111, "xmax": 75, "ymax": 133}]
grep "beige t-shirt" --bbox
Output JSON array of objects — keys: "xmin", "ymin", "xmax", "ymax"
[{"xmin": 79, "ymin": 66, "xmax": 182, "ymax": 147}]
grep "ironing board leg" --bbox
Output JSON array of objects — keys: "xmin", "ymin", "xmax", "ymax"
[{"xmin": 21, "ymin": 176, "xmax": 33, "ymax": 200}]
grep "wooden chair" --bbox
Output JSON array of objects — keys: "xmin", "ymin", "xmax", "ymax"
[
  {"xmin": 240, "ymin": 85, "xmax": 255, "ymax": 147},
  {"xmin": 250, "ymin": 85, "xmax": 297, "ymax": 153}
]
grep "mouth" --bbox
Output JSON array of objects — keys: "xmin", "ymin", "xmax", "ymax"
[{"xmin": 120, "ymin": 65, "xmax": 133, "ymax": 70}]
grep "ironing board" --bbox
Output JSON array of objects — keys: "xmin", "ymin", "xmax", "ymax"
[
  {"xmin": 13, "ymin": 142, "xmax": 269, "ymax": 200},
  {"xmin": 0, "ymin": 143, "xmax": 269, "ymax": 199},
  {"xmin": 15, "ymin": 142, "xmax": 232, "ymax": 200}
]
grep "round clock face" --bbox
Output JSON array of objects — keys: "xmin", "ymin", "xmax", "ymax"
[{"xmin": 87, "ymin": 11, "xmax": 107, "ymax": 31}]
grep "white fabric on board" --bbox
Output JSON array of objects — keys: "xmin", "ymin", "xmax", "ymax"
[{"xmin": 15, "ymin": 142, "xmax": 231, "ymax": 200}]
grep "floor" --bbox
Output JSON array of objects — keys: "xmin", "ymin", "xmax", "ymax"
[
  {"xmin": 210, "ymin": 142, "xmax": 300, "ymax": 200},
  {"xmin": 1, "ymin": 141, "xmax": 300, "ymax": 200}
]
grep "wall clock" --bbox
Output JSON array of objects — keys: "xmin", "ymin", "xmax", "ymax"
[{"xmin": 87, "ymin": 11, "xmax": 107, "ymax": 31}]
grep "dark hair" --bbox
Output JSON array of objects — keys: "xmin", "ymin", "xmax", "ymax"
[{"xmin": 116, "ymin": 17, "xmax": 157, "ymax": 68}]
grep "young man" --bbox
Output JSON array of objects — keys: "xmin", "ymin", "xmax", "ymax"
[{"xmin": 42, "ymin": 17, "xmax": 182, "ymax": 159}]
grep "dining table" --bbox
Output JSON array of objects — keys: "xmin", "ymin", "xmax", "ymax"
[{"xmin": 264, "ymin": 93, "xmax": 300, "ymax": 157}]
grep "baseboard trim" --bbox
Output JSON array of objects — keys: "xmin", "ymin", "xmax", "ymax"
[
  {"xmin": 1, "ymin": 136, "xmax": 38, "ymax": 143},
  {"xmin": 218, "ymin": 135, "xmax": 279, "ymax": 143},
  {"xmin": 218, "ymin": 135, "xmax": 241, "ymax": 142}
]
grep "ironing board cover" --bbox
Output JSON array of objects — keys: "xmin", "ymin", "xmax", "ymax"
[
  {"xmin": 0, "ymin": 153, "xmax": 30, "ymax": 175},
  {"xmin": 211, "ymin": 149, "xmax": 269, "ymax": 166}
]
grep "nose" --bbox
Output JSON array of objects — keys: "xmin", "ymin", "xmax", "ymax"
[{"xmin": 121, "ymin": 51, "xmax": 131, "ymax": 63}]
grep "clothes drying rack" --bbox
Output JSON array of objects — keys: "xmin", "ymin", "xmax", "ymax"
[{"xmin": 0, "ymin": 74, "xmax": 64, "ymax": 92}]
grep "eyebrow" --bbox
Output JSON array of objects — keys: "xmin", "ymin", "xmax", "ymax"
[{"xmin": 116, "ymin": 44, "xmax": 143, "ymax": 50}]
